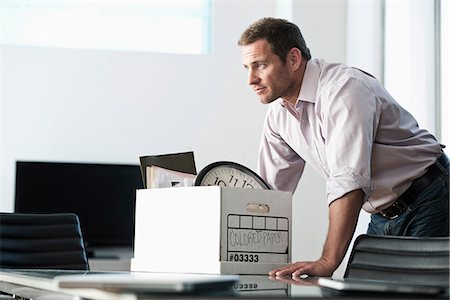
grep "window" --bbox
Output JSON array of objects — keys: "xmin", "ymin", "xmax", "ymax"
[
  {"xmin": 1, "ymin": 1, "xmax": 212, "ymax": 55},
  {"xmin": 440, "ymin": 0, "xmax": 448, "ymax": 147},
  {"xmin": 384, "ymin": 0, "xmax": 436, "ymax": 136},
  {"xmin": 384, "ymin": 0, "xmax": 447, "ymax": 147}
]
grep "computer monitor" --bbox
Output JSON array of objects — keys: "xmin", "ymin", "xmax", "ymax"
[{"xmin": 14, "ymin": 161, "xmax": 143, "ymax": 255}]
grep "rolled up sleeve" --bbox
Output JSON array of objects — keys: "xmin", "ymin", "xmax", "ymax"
[{"xmin": 323, "ymin": 78, "xmax": 380, "ymax": 204}]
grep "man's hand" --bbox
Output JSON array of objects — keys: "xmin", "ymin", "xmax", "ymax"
[
  {"xmin": 269, "ymin": 257, "xmax": 335, "ymax": 278},
  {"xmin": 269, "ymin": 189, "xmax": 364, "ymax": 278}
]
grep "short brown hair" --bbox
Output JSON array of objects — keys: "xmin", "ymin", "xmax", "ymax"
[{"xmin": 238, "ymin": 17, "xmax": 311, "ymax": 62}]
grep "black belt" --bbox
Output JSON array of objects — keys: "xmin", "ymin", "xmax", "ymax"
[{"xmin": 379, "ymin": 153, "xmax": 449, "ymax": 219}]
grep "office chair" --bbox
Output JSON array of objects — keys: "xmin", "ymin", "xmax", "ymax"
[
  {"xmin": 344, "ymin": 234, "xmax": 449, "ymax": 286},
  {"xmin": 0, "ymin": 213, "xmax": 89, "ymax": 270}
]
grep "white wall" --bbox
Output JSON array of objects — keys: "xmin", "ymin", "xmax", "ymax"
[{"xmin": 1, "ymin": 1, "xmax": 350, "ymax": 277}]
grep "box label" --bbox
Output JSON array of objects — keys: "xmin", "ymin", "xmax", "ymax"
[{"xmin": 226, "ymin": 214, "xmax": 289, "ymax": 263}]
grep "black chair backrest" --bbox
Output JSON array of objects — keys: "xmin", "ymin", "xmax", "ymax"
[
  {"xmin": 0, "ymin": 213, "xmax": 89, "ymax": 270},
  {"xmin": 345, "ymin": 234, "xmax": 449, "ymax": 286}
]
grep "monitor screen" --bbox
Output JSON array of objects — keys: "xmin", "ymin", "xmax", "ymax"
[{"xmin": 14, "ymin": 161, "xmax": 143, "ymax": 251}]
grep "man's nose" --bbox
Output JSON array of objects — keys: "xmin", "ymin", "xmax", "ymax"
[{"xmin": 248, "ymin": 70, "xmax": 260, "ymax": 85}]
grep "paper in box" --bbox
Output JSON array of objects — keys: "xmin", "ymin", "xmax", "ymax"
[{"xmin": 131, "ymin": 186, "xmax": 292, "ymax": 274}]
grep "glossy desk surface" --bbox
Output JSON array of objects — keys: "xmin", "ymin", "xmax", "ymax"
[{"xmin": 0, "ymin": 270, "xmax": 446, "ymax": 300}]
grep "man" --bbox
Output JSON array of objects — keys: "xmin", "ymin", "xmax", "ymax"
[{"xmin": 238, "ymin": 17, "xmax": 449, "ymax": 278}]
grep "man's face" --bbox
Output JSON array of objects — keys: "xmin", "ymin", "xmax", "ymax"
[{"xmin": 241, "ymin": 39, "xmax": 293, "ymax": 104}]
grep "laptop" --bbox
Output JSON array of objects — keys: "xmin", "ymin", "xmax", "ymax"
[
  {"xmin": 0, "ymin": 269, "xmax": 239, "ymax": 298},
  {"xmin": 317, "ymin": 277, "xmax": 448, "ymax": 295}
]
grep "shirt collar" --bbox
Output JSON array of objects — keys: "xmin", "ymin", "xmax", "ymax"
[
  {"xmin": 279, "ymin": 59, "xmax": 320, "ymax": 108},
  {"xmin": 297, "ymin": 59, "xmax": 319, "ymax": 105}
]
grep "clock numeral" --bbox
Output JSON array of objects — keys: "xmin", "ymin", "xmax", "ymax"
[
  {"xmin": 241, "ymin": 180, "xmax": 254, "ymax": 189},
  {"xmin": 229, "ymin": 175, "xmax": 238, "ymax": 187},
  {"xmin": 226, "ymin": 176, "xmax": 257, "ymax": 189},
  {"xmin": 213, "ymin": 177, "xmax": 227, "ymax": 186}
]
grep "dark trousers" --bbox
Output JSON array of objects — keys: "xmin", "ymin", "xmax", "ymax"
[{"xmin": 367, "ymin": 155, "xmax": 449, "ymax": 237}]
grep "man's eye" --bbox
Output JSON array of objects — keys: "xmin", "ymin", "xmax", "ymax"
[{"xmin": 257, "ymin": 63, "xmax": 266, "ymax": 69}]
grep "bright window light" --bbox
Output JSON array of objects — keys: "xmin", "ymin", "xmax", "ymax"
[
  {"xmin": 441, "ymin": 0, "xmax": 449, "ymax": 148},
  {"xmin": 1, "ymin": 1, "xmax": 211, "ymax": 55},
  {"xmin": 384, "ymin": 1, "xmax": 436, "ymax": 135}
]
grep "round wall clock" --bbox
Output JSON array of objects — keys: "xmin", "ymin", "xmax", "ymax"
[{"xmin": 194, "ymin": 161, "xmax": 270, "ymax": 189}]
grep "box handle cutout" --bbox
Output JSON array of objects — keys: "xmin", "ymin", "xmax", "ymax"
[{"xmin": 246, "ymin": 203, "xmax": 270, "ymax": 214}]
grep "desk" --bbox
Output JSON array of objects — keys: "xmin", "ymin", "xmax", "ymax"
[{"xmin": 0, "ymin": 272, "xmax": 447, "ymax": 300}]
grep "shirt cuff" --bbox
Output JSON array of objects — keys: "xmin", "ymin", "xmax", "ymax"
[{"xmin": 326, "ymin": 167, "xmax": 370, "ymax": 204}]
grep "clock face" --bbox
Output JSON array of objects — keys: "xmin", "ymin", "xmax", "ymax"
[{"xmin": 194, "ymin": 161, "xmax": 270, "ymax": 189}]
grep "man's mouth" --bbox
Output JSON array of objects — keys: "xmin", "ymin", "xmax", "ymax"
[{"xmin": 254, "ymin": 86, "xmax": 266, "ymax": 95}]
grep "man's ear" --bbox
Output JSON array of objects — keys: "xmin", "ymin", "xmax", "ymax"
[{"xmin": 289, "ymin": 48, "xmax": 302, "ymax": 71}]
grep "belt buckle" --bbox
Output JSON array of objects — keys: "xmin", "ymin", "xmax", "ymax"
[
  {"xmin": 380, "ymin": 211, "xmax": 399, "ymax": 220},
  {"xmin": 380, "ymin": 202, "xmax": 406, "ymax": 219}
]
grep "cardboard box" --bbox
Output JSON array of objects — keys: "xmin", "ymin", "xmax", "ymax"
[{"xmin": 131, "ymin": 186, "xmax": 292, "ymax": 274}]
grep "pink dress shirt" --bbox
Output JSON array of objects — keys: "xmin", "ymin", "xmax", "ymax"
[{"xmin": 257, "ymin": 59, "xmax": 443, "ymax": 213}]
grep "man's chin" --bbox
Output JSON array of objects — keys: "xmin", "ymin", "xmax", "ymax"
[{"xmin": 259, "ymin": 96, "xmax": 277, "ymax": 104}]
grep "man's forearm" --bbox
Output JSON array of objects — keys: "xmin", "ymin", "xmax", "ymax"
[
  {"xmin": 321, "ymin": 189, "xmax": 364, "ymax": 271},
  {"xmin": 269, "ymin": 189, "xmax": 364, "ymax": 277}
]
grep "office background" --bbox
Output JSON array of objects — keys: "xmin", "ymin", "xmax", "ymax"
[{"xmin": 1, "ymin": 1, "xmax": 446, "ymax": 277}]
